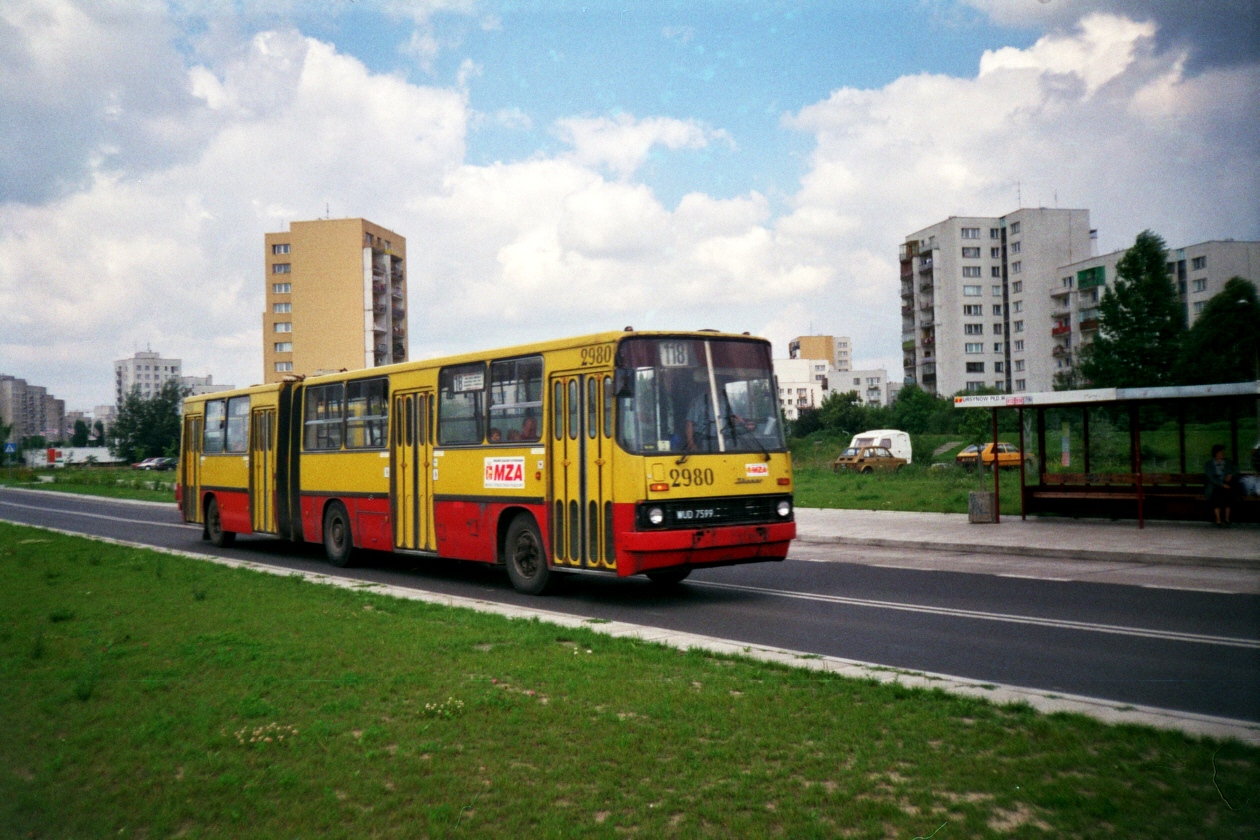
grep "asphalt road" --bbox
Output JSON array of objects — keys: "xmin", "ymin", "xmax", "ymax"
[{"xmin": 3, "ymin": 487, "xmax": 1257, "ymax": 723}]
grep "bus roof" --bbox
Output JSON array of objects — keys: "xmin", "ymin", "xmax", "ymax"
[
  {"xmin": 298, "ymin": 329, "xmax": 770, "ymax": 387},
  {"xmin": 182, "ymin": 329, "xmax": 771, "ymax": 406}
]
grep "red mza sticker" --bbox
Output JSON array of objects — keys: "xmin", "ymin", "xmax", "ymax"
[
  {"xmin": 745, "ymin": 463, "xmax": 769, "ymax": 477},
  {"xmin": 484, "ymin": 457, "xmax": 526, "ymax": 489}
]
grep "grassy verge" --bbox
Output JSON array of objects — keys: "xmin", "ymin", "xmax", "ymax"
[
  {"xmin": 2, "ymin": 522, "xmax": 1256, "ymax": 837},
  {"xmin": 0, "ymin": 466, "xmax": 175, "ymax": 503},
  {"xmin": 794, "ymin": 465, "xmax": 1025, "ymax": 515}
]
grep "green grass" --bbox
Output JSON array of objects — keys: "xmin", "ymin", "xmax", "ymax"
[
  {"xmin": 794, "ymin": 465, "xmax": 1025, "ymax": 514},
  {"xmin": 2, "ymin": 522, "xmax": 1257, "ymax": 837},
  {"xmin": 0, "ymin": 466, "xmax": 176, "ymax": 503}
]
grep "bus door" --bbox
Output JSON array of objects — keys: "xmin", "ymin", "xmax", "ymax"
[
  {"xmin": 392, "ymin": 390, "xmax": 434, "ymax": 551},
  {"xmin": 182, "ymin": 414, "xmax": 203, "ymax": 523},
  {"xmin": 549, "ymin": 371, "xmax": 615, "ymax": 571},
  {"xmin": 249, "ymin": 408, "xmax": 277, "ymax": 534}
]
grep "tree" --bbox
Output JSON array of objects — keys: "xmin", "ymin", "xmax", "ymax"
[
  {"xmin": 92, "ymin": 420, "xmax": 105, "ymax": 446},
  {"xmin": 1174, "ymin": 277, "xmax": 1260, "ymax": 385},
  {"xmin": 889, "ymin": 383, "xmax": 956, "ymax": 434},
  {"xmin": 70, "ymin": 419, "xmax": 90, "ymax": 447},
  {"xmin": 816, "ymin": 390, "xmax": 870, "ymax": 438},
  {"xmin": 1079, "ymin": 230, "xmax": 1186, "ymax": 388},
  {"xmin": 109, "ymin": 379, "xmax": 187, "ymax": 464},
  {"xmin": 790, "ymin": 407, "xmax": 824, "ymax": 438}
]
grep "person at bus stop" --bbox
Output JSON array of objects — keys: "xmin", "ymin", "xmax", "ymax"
[{"xmin": 1204, "ymin": 444, "xmax": 1237, "ymax": 526}]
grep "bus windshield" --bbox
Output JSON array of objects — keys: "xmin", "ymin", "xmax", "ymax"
[{"xmin": 615, "ymin": 336, "xmax": 785, "ymax": 455}]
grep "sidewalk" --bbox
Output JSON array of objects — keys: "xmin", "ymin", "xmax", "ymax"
[{"xmin": 794, "ymin": 508, "xmax": 1260, "ymax": 568}]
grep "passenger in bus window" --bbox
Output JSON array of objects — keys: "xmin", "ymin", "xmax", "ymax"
[
  {"xmin": 489, "ymin": 428, "xmax": 502, "ymax": 442},
  {"xmin": 520, "ymin": 408, "xmax": 538, "ymax": 441}
]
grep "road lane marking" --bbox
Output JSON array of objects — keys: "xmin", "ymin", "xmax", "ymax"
[
  {"xmin": 693, "ymin": 580, "xmax": 1260, "ymax": 649},
  {"xmin": 0, "ymin": 500, "xmax": 200, "ymax": 531}
]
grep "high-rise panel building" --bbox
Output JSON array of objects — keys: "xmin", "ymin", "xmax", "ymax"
[
  {"xmin": 788, "ymin": 335, "xmax": 851, "ymax": 372},
  {"xmin": 1051, "ymin": 239, "xmax": 1259, "ymax": 384},
  {"xmin": 0, "ymin": 375, "xmax": 65, "ymax": 441},
  {"xmin": 114, "ymin": 351, "xmax": 183, "ymax": 404},
  {"xmin": 263, "ymin": 218, "xmax": 407, "ymax": 383},
  {"xmin": 901, "ymin": 209, "xmax": 1093, "ymax": 396}
]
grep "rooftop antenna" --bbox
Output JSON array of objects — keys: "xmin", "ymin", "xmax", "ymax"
[
  {"xmin": 1016, "ymin": 180, "xmax": 1022, "ymax": 207},
  {"xmin": 325, "ymin": 202, "xmax": 330, "ymax": 219}
]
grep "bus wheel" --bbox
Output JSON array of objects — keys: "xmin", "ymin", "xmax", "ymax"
[
  {"xmin": 205, "ymin": 497, "xmax": 235, "ymax": 547},
  {"xmin": 323, "ymin": 502, "xmax": 356, "ymax": 568},
  {"xmin": 646, "ymin": 567, "xmax": 691, "ymax": 586},
  {"xmin": 504, "ymin": 516, "xmax": 552, "ymax": 595}
]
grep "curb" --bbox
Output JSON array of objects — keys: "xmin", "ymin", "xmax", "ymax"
[
  {"xmin": 0, "ymin": 484, "xmax": 176, "ymax": 509},
  {"xmin": 793, "ymin": 533, "xmax": 1260, "ymax": 570}
]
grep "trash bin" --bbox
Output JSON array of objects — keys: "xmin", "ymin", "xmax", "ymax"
[{"xmin": 968, "ymin": 491, "xmax": 996, "ymax": 523}]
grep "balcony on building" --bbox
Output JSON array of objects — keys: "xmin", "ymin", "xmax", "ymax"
[
  {"xmin": 1077, "ymin": 266, "xmax": 1106, "ymax": 290},
  {"xmin": 1051, "ymin": 324, "xmax": 1071, "ymax": 336},
  {"xmin": 1079, "ymin": 318, "xmax": 1100, "ymax": 332},
  {"xmin": 918, "ymin": 258, "xmax": 933, "ymax": 272}
]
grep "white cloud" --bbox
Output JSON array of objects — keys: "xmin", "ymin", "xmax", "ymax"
[
  {"xmin": 775, "ymin": 12, "xmax": 1259, "ymax": 377},
  {"xmin": 555, "ymin": 113, "xmax": 733, "ymax": 179},
  {"xmin": 0, "ymin": 5, "xmax": 1256, "ymax": 413}
]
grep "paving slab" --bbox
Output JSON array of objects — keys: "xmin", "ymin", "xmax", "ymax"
[{"xmin": 795, "ymin": 507, "xmax": 1260, "ymax": 568}]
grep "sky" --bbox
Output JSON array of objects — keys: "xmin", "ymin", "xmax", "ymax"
[{"xmin": 1, "ymin": 0, "xmax": 1258, "ymax": 412}]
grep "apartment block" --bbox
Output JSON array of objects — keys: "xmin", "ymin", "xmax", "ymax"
[
  {"xmin": 0, "ymin": 374, "xmax": 65, "ymax": 441},
  {"xmin": 844, "ymin": 369, "xmax": 893, "ymax": 407},
  {"xmin": 115, "ymin": 351, "xmax": 182, "ymax": 404},
  {"xmin": 901, "ymin": 208, "xmax": 1093, "ymax": 396},
  {"xmin": 263, "ymin": 218, "xmax": 407, "ymax": 383},
  {"xmin": 181, "ymin": 374, "xmax": 235, "ymax": 397},
  {"xmin": 774, "ymin": 357, "xmax": 832, "ymax": 421},
  {"xmin": 1053, "ymin": 239, "xmax": 1259, "ymax": 382},
  {"xmin": 788, "ymin": 335, "xmax": 851, "ymax": 371}
]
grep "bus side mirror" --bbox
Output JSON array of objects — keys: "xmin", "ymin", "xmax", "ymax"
[{"xmin": 613, "ymin": 369, "xmax": 634, "ymax": 398}]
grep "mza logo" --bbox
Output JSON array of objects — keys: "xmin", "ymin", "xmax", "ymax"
[
  {"xmin": 484, "ymin": 456, "xmax": 526, "ymax": 489},
  {"xmin": 745, "ymin": 463, "xmax": 770, "ymax": 477}
]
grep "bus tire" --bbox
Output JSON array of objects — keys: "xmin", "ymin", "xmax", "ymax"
[
  {"xmin": 646, "ymin": 567, "xmax": 691, "ymax": 586},
  {"xmin": 504, "ymin": 515, "xmax": 552, "ymax": 595},
  {"xmin": 205, "ymin": 497, "xmax": 235, "ymax": 547},
  {"xmin": 861, "ymin": 466, "xmax": 873, "ymax": 474},
  {"xmin": 323, "ymin": 501, "xmax": 356, "ymax": 568}
]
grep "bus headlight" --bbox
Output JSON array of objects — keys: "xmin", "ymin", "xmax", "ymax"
[
  {"xmin": 648, "ymin": 507, "xmax": 665, "ymax": 526},
  {"xmin": 776, "ymin": 500, "xmax": 792, "ymax": 518}
]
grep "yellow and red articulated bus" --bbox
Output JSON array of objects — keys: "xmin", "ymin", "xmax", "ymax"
[{"xmin": 177, "ymin": 330, "xmax": 795, "ymax": 594}]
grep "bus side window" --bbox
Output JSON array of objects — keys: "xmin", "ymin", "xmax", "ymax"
[
  {"xmin": 203, "ymin": 399, "xmax": 226, "ymax": 453},
  {"xmin": 304, "ymin": 383, "xmax": 345, "ymax": 450},
  {"xmin": 225, "ymin": 397, "xmax": 250, "ymax": 453},
  {"xmin": 438, "ymin": 363, "xmax": 485, "ymax": 445},
  {"xmin": 489, "ymin": 356, "xmax": 543, "ymax": 442},
  {"xmin": 345, "ymin": 377, "xmax": 388, "ymax": 449}
]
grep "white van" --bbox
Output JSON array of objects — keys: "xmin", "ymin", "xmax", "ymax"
[{"xmin": 848, "ymin": 429, "xmax": 912, "ymax": 464}]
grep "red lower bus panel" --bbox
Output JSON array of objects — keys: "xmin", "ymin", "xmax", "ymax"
[
  {"xmin": 204, "ymin": 489, "xmax": 252, "ymax": 536},
  {"xmin": 434, "ymin": 500, "xmax": 550, "ymax": 564},
  {"xmin": 610, "ymin": 503, "xmax": 794, "ymax": 577},
  {"xmin": 299, "ymin": 495, "xmax": 392, "ymax": 551}
]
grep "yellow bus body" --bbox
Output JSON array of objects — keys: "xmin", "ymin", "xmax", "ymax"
[{"xmin": 178, "ymin": 330, "xmax": 795, "ymax": 589}]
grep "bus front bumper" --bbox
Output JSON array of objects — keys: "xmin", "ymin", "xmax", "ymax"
[{"xmin": 616, "ymin": 520, "xmax": 796, "ymax": 576}]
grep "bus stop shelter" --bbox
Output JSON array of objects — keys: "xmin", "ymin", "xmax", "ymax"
[{"xmin": 953, "ymin": 381, "xmax": 1260, "ymax": 527}]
